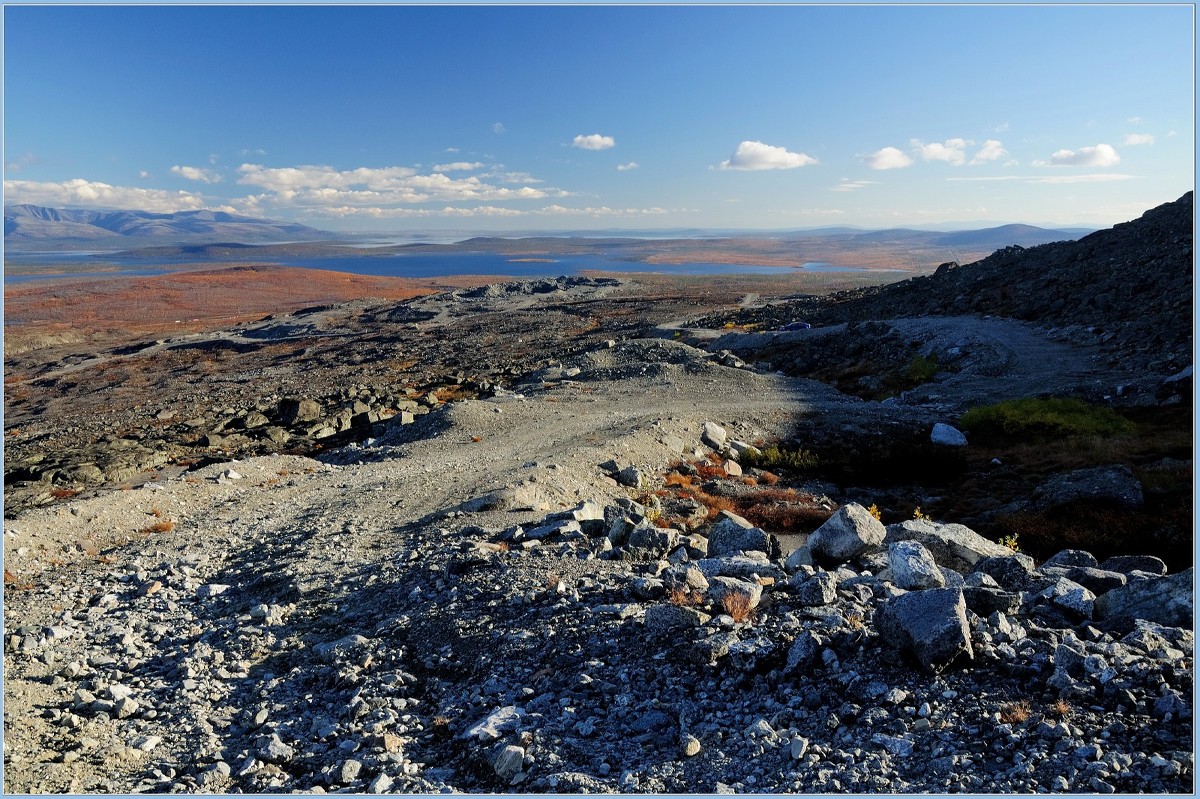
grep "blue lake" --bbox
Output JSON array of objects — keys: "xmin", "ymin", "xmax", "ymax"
[{"xmin": 4, "ymin": 251, "xmax": 884, "ymax": 284}]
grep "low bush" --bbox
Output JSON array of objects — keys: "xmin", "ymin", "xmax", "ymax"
[
  {"xmin": 905, "ymin": 353, "xmax": 939, "ymax": 384},
  {"xmin": 740, "ymin": 445, "xmax": 820, "ymax": 472},
  {"xmin": 958, "ymin": 397, "xmax": 1134, "ymax": 440}
]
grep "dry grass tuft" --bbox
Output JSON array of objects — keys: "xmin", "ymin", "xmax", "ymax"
[
  {"xmin": 1048, "ymin": 698, "xmax": 1071, "ymax": 718},
  {"xmin": 999, "ymin": 700, "xmax": 1031, "ymax": 725},
  {"xmin": 665, "ymin": 471, "xmax": 696, "ymax": 489},
  {"xmin": 139, "ymin": 520, "xmax": 175, "ymax": 535},
  {"xmin": 720, "ymin": 591, "xmax": 756, "ymax": 623},
  {"xmin": 666, "ymin": 586, "xmax": 704, "ymax": 607}
]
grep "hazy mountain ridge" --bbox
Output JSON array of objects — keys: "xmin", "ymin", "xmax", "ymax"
[
  {"xmin": 5, "ymin": 204, "xmax": 1091, "ymax": 256},
  {"xmin": 3, "ymin": 205, "xmax": 330, "ymax": 248}
]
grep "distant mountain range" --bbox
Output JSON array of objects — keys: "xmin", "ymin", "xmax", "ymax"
[
  {"xmin": 836, "ymin": 223, "xmax": 1094, "ymax": 249},
  {"xmin": 3, "ymin": 205, "xmax": 1093, "ymax": 262},
  {"xmin": 3, "ymin": 205, "xmax": 331, "ymax": 249}
]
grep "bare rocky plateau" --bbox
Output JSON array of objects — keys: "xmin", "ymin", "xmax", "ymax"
[{"xmin": 2, "ymin": 194, "xmax": 1193, "ymax": 794}]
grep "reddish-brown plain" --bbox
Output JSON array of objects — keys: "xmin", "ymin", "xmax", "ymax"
[{"xmin": 3, "ymin": 263, "xmax": 495, "ymax": 354}]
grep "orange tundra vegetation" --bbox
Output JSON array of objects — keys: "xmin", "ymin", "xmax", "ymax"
[
  {"xmin": 3, "ymin": 264, "xmax": 493, "ymax": 347},
  {"xmin": 665, "ymin": 463, "xmax": 834, "ymax": 533}
]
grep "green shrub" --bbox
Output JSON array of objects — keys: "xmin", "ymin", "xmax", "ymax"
[
  {"xmin": 905, "ymin": 353, "xmax": 940, "ymax": 385},
  {"xmin": 959, "ymin": 397, "xmax": 1134, "ymax": 440},
  {"xmin": 741, "ymin": 444, "xmax": 820, "ymax": 472}
]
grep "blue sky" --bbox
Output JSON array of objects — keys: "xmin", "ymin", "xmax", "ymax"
[{"xmin": 3, "ymin": 5, "xmax": 1194, "ymax": 232}]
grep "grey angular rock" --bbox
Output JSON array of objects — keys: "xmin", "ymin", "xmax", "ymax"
[
  {"xmin": 888, "ymin": 540, "xmax": 945, "ymax": 589},
  {"xmin": 1041, "ymin": 565, "xmax": 1126, "ymax": 595},
  {"xmin": 875, "ymin": 588, "xmax": 974, "ymax": 672},
  {"xmin": 1099, "ymin": 554, "xmax": 1168, "ymax": 576},
  {"xmin": 279, "ymin": 398, "xmax": 322, "ymax": 426},
  {"xmin": 695, "ymin": 554, "xmax": 785, "ymax": 581},
  {"xmin": 784, "ymin": 545, "xmax": 814, "ymax": 572},
  {"xmin": 702, "ymin": 421, "xmax": 728, "ymax": 450},
  {"xmin": 972, "ymin": 554, "xmax": 1036, "ymax": 591},
  {"xmin": 464, "ymin": 705, "xmax": 525, "ymax": 743},
  {"xmin": 790, "ymin": 572, "xmax": 838, "ymax": 607},
  {"xmin": 808, "ymin": 503, "xmax": 886, "ymax": 565},
  {"xmin": 785, "ymin": 630, "xmax": 824, "ymax": 671},
  {"xmin": 644, "ymin": 604, "xmax": 710, "ymax": 632},
  {"xmin": 690, "ymin": 632, "xmax": 737, "ymax": 665},
  {"xmin": 312, "ymin": 634, "xmax": 370, "ymax": 662},
  {"xmin": 627, "ymin": 525, "xmax": 679, "ymax": 558},
  {"xmin": 707, "ymin": 516, "xmax": 775, "ymax": 558},
  {"xmin": 338, "ymin": 759, "xmax": 363, "ymax": 784},
  {"xmin": 706, "ymin": 575, "xmax": 763, "ymax": 611},
  {"xmin": 962, "ymin": 585, "xmax": 1021, "ymax": 616},
  {"xmin": 885, "ymin": 519, "xmax": 1017, "ymax": 574},
  {"xmin": 1094, "ymin": 567, "xmax": 1193, "ymax": 628},
  {"xmin": 492, "ymin": 744, "xmax": 525, "ymax": 782},
  {"xmin": 930, "ymin": 423, "xmax": 967, "ymax": 446},
  {"xmin": 258, "ymin": 734, "xmax": 295, "ymax": 763},
  {"xmin": 1032, "ymin": 464, "xmax": 1144, "ymax": 510},
  {"xmin": 1042, "ymin": 549, "xmax": 1099, "ymax": 569},
  {"xmin": 616, "ymin": 466, "xmax": 644, "ymax": 489}
]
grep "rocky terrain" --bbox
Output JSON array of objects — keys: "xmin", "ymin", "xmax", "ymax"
[{"xmin": 2, "ymin": 195, "xmax": 1193, "ymax": 793}]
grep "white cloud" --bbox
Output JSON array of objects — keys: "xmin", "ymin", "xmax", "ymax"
[
  {"xmin": 492, "ymin": 122, "xmax": 506, "ymax": 134},
  {"xmin": 1036, "ymin": 143, "xmax": 1121, "ymax": 167},
  {"xmin": 718, "ymin": 140, "xmax": 817, "ymax": 170},
  {"xmin": 1168, "ymin": 130, "xmax": 1178, "ymax": 137},
  {"xmin": 208, "ymin": 153, "xmax": 220, "ymax": 165},
  {"xmin": 235, "ymin": 162, "xmax": 564, "ymax": 207},
  {"xmin": 171, "ymin": 164, "xmax": 223, "ymax": 184},
  {"xmin": 1127, "ymin": 116, "xmax": 1145, "ymax": 125},
  {"xmin": 616, "ymin": 162, "xmax": 639, "ymax": 171},
  {"xmin": 573, "ymin": 133, "xmax": 616, "ymax": 151},
  {"xmin": 830, "ymin": 179, "xmax": 878, "ymax": 192},
  {"xmin": 432, "ymin": 161, "xmax": 485, "ymax": 172},
  {"xmin": 138, "ymin": 170, "xmax": 151, "ymax": 179},
  {"xmin": 307, "ymin": 204, "xmax": 672, "ymax": 219},
  {"xmin": 4, "ymin": 178, "xmax": 211, "ymax": 212},
  {"xmin": 1124, "ymin": 133, "xmax": 1155, "ymax": 146},
  {"xmin": 445, "ymin": 147, "xmax": 460, "ymax": 153},
  {"xmin": 482, "ymin": 167, "xmax": 545, "ymax": 184},
  {"xmin": 970, "ymin": 139, "xmax": 1008, "ymax": 164},
  {"xmin": 991, "ymin": 122, "xmax": 1010, "ymax": 134},
  {"xmin": 863, "ymin": 146, "xmax": 913, "ymax": 170},
  {"xmin": 912, "ymin": 138, "xmax": 970, "ymax": 166},
  {"xmin": 536, "ymin": 205, "xmax": 667, "ymax": 216},
  {"xmin": 4, "ymin": 153, "xmax": 38, "ymax": 173}
]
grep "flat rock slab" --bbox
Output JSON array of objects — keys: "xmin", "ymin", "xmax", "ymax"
[{"xmin": 1094, "ymin": 568, "xmax": 1193, "ymax": 628}]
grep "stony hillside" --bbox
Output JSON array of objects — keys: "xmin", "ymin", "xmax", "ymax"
[
  {"xmin": 3, "ymin": 348, "xmax": 1193, "ymax": 794},
  {"xmin": 714, "ymin": 192, "xmax": 1193, "ymax": 378}
]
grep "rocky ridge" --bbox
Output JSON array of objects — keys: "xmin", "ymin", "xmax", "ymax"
[{"xmin": 697, "ymin": 192, "xmax": 1194, "ymax": 399}]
